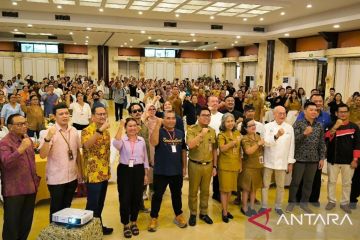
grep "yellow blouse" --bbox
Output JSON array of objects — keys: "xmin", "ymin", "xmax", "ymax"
[
  {"xmin": 218, "ymin": 131, "xmax": 242, "ymax": 171},
  {"xmin": 241, "ymin": 134, "xmax": 263, "ymax": 169}
]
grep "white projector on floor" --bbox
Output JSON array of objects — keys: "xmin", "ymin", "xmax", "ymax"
[{"xmin": 52, "ymin": 208, "xmax": 93, "ymax": 226}]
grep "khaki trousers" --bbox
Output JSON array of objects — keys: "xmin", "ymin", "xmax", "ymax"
[
  {"xmin": 261, "ymin": 167, "xmax": 286, "ymax": 209},
  {"xmin": 327, "ymin": 163, "xmax": 355, "ymax": 205},
  {"xmin": 188, "ymin": 161, "xmax": 213, "ymax": 215}
]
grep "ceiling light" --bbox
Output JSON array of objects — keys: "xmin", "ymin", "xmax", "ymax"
[
  {"xmin": 202, "ymin": 49, "xmax": 205, "ymax": 51},
  {"xmin": 12, "ymin": 2, "xmax": 18, "ymax": 6},
  {"xmin": 280, "ymin": 12, "xmax": 285, "ymax": 16},
  {"xmin": 57, "ymin": 5, "xmax": 62, "ymax": 9},
  {"xmin": 243, "ymin": 18, "xmax": 247, "ymax": 21},
  {"xmin": 231, "ymin": 43, "xmax": 234, "ymax": 46},
  {"xmin": 236, "ymin": 35, "xmax": 241, "ymax": 39},
  {"xmin": 333, "ymin": 24, "xmax": 340, "ymax": 28},
  {"xmin": 14, "ymin": 28, "xmax": 18, "ymax": 32},
  {"xmin": 190, "ymin": 33, "xmax": 195, "ymax": 36},
  {"xmin": 175, "ymin": 13, "xmax": 180, "ymax": 17},
  {"xmin": 306, "ymin": 4, "xmax": 312, "ymax": 8},
  {"xmin": 124, "ymin": 42, "xmax": 127, "ymax": 45},
  {"xmin": 284, "ymin": 33, "xmax": 290, "ymax": 37},
  {"xmin": 99, "ymin": 8, "xmax": 104, "ymax": 12},
  {"xmin": 130, "ymin": 46, "xmax": 133, "ymax": 48},
  {"xmin": 69, "ymin": 31, "xmax": 73, "ymax": 35},
  {"xmin": 86, "ymin": 27, "xmax": 92, "ymax": 31},
  {"xmin": 234, "ymin": 41, "xmax": 238, "ymax": 44},
  {"xmin": 86, "ymin": 36, "xmax": 89, "ymax": 39},
  {"xmin": 130, "ymin": 38, "xmax": 133, "ymax": 42},
  {"xmin": 141, "ymin": 30, "xmax": 146, "ymax": 34},
  {"xmin": 85, "ymin": 43, "xmax": 88, "ymax": 45},
  {"xmin": 138, "ymin": 11, "xmax": 143, "ymax": 15},
  {"xmin": 27, "ymin": 24, "xmax": 33, "ymax": 27},
  {"xmin": 260, "ymin": 17, "xmax": 264, "ymax": 21},
  {"xmin": 214, "ymin": 47, "xmax": 217, "ymax": 49},
  {"xmin": 210, "ymin": 16, "xmax": 214, "ymax": 20},
  {"xmin": 74, "ymin": 42, "xmax": 77, "ymax": 45},
  {"xmin": 85, "ymin": 40, "xmax": 88, "ymax": 43},
  {"xmin": 193, "ymin": 39, "xmax": 196, "ymax": 42},
  {"xmin": 148, "ymin": 36, "xmax": 152, "ymax": 39},
  {"xmin": 120, "ymin": 45, "xmax": 123, "ymax": 47}
]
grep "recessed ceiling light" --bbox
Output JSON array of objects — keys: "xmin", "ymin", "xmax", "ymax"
[
  {"xmin": 130, "ymin": 38, "xmax": 133, "ymax": 41},
  {"xmin": 69, "ymin": 31, "xmax": 73, "ymax": 35},
  {"xmin": 175, "ymin": 13, "xmax": 180, "ymax": 17},
  {"xmin": 74, "ymin": 42, "xmax": 77, "ymax": 45},
  {"xmin": 148, "ymin": 36, "xmax": 152, "ymax": 39},
  {"xmin": 99, "ymin": 8, "xmax": 104, "ymax": 12},
  {"xmin": 85, "ymin": 43, "xmax": 88, "ymax": 45},
  {"xmin": 120, "ymin": 45, "xmax": 123, "ymax": 47},
  {"xmin": 124, "ymin": 42, "xmax": 127, "ymax": 45},
  {"xmin": 85, "ymin": 40, "xmax": 88, "ymax": 43},
  {"xmin": 12, "ymin": 2, "xmax": 18, "ymax": 6},
  {"xmin": 141, "ymin": 30, "xmax": 146, "ymax": 34},
  {"xmin": 280, "ymin": 12, "xmax": 285, "ymax": 15},
  {"xmin": 138, "ymin": 11, "xmax": 143, "ymax": 15},
  {"xmin": 130, "ymin": 46, "xmax": 133, "ymax": 48},
  {"xmin": 236, "ymin": 35, "xmax": 241, "ymax": 39},
  {"xmin": 284, "ymin": 33, "xmax": 290, "ymax": 37},
  {"xmin": 86, "ymin": 27, "xmax": 92, "ymax": 31},
  {"xmin": 333, "ymin": 24, "xmax": 340, "ymax": 28},
  {"xmin": 260, "ymin": 17, "xmax": 264, "ymax": 21},
  {"xmin": 243, "ymin": 18, "xmax": 247, "ymax": 21},
  {"xmin": 214, "ymin": 47, "xmax": 217, "ymax": 49},
  {"xmin": 190, "ymin": 33, "xmax": 195, "ymax": 36},
  {"xmin": 231, "ymin": 43, "xmax": 234, "ymax": 46},
  {"xmin": 210, "ymin": 16, "xmax": 214, "ymax": 20},
  {"xmin": 14, "ymin": 28, "xmax": 18, "ymax": 32},
  {"xmin": 234, "ymin": 41, "xmax": 238, "ymax": 44},
  {"xmin": 202, "ymin": 49, "xmax": 205, "ymax": 51},
  {"xmin": 86, "ymin": 36, "xmax": 89, "ymax": 39},
  {"xmin": 306, "ymin": 4, "xmax": 312, "ymax": 8},
  {"xmin": 27, "ymin": 24, "xmax": 33, "ymax": 27},
  {"xmin": 193, "ymin": 39, "xmax": 196, "ymax": 42},
  {"xmin": 57, "ymin": 5, "xmax": 62, "ymax": 9}
]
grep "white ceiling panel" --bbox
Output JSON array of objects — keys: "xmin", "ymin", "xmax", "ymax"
[
  {"xmin": 225, "ymin": 8, "xmax": 247, "ymax": 13},
  {"xmin": 132, "ymin": 1, "xmax": 155, "ymax": 6},
  {"xmin": 129, "ymin": 5, "xmax": 151, "ymax": 10},
  {"xmin": 105, "ymin": 3, "xmax": 127, "ymax": 8},
  {"xmin": 258, "ymin": 6, "xmax": 282, "ymax": 11},
  {"xmin": 203, "ymin": 6, "xmax": 226, "ymax": 11},
  {"xmin": 211, "ymin": 2, "xmax": 236, "ymax": 8},
  {"xmin": 79, "ymin": 1, "xmax": 102, "ymax": 7},
  {"xmin": 217, "ymin": 12, "xmax": 237, "ymax": 16},
  {"xmin": 162, "ymin": 0, "xmax": 186, "ymax": 3},
  {"xmin": 235, "ymin": 4, "xmax": 260, "ymax": 9},
  {"xmin": 26, "ymin": 0, "xmax": 49, "ymax": 3},
  {"xmin": 152, "ymin": 7, "xmax": 174, "ymax": 12},
  {"xmin": 53, "ymin": 0, "xmax": 75, "ymax": 4},
  {"xmin": 248, "ymin": 10, "xmax": 269, "ymax": 15},
  {"xmin": 197, "ymin": 10, "xmax": 215, "ymax": 14},
  {"xmin": 106, "ymin": 0, "xmax": 129, "ymax": 3},
  {"xmin": 237, "ymin": 13, "xmax": 257, "ymax": 17},
  {"xmin": 187, "ymin": 0, "xmax": 211, "ymax": 5},
  {"xmin": 180, "ymin": 4, "xmax": 204, "ymax": 10},
  {"xmin": 157, "ymin": 3, "xmax": 180, "ymax": 8},
  {"xmin": 175, "ymin": 8, "xmax": 197, "ymax": 13}
]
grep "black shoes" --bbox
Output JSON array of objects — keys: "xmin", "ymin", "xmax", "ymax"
[
  {"xmin": 199, "ymin": 214, "xmax": 213, "ymax": 224},
  {"xmin": 188, "ymin": 214, "xmax": 196, "ymax": 226},
  {"xmin": 102, "ymin": 226, "xmax": 113, "ymax": 235}
]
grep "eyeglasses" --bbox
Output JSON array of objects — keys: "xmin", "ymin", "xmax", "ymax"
[
  {"xmin": 131, "ymin": 109, "xmax": 143, "ymax": 114},
  {"xmin": 12, "ymin": 122, "xmax": 28, "ymax": 127}
]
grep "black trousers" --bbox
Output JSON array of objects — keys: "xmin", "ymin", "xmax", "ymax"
[
  {"xmin": 47, "ymin": 179, "xmax": 78, "ymax": 223},
  {"xmin": 350, "ymin": 166, "xmax": 360, "ymax": 203},
  {"xmin": 86, "ymin": 181, "xmax": 108, "ymax": 221},
  {"xmin": 150, "ymin": 174, "xmax": 183, "ymax": 218},
  {"xmin": 117, "ymin": 164, "xmax": 144, "ymax": 225},
  {"xmin": 212, "ymin": 175, "xmax": 220, "ymax": 198},
  {"xmin": 114, "ymin": 102, "xmax": 124, "ymax": 121},
  {"xmin": 289, "ymin": 162, "xmax": 318, "ymax": 203},
  {"xmin": 296, "ymin": 168, "xmax": 322, "ymax": 203},
  {"xmin": 2, "ymin": 193, "xmax": 36, "ymax": 240}
]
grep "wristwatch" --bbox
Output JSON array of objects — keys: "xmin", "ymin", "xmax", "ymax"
[
  {"xmin": 96, "ymin": 129, "xmax": 103, "ymax": 135},
  {"xmin": 44, "ymin": 138, "xmax": 51, "ymax": 143},
  {"xmin": 274, "ymin": 135, "xmax": 279, "ymax": 140}
]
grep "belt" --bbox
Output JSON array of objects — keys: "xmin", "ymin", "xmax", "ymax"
[{"xmin": 190, "ymin": 159, "xmax": 211, "ymax": 165}]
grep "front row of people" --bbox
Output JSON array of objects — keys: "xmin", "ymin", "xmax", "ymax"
[{"xmin": 1, "ymin": 102, "xmax": 360, "ymax": 239}]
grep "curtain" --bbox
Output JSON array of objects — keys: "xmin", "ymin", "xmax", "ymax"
[
  {"xmin": 294, "ymin": 60, "xmax": 317, "ymax": 98},
  {"xmin": 225, "ymin": 62, "xmax": 236, "ymax": 84},
  {"xmin": 335, "ymin": 58, "xmax": 360, "ymax": 100}
]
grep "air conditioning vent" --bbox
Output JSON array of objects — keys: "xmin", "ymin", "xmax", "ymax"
[
  {"xmin": 164, "ymin": 22, "xmax": 177, "ymax": 28},
  {"xmin": 253, "ymin": 27, "xmax": 265, "ymax": 32},
  {"xmin": 171, "ymin": 42, "xmax": 179, "ymax": 46},
  {"xmin": 2, "ymin": 11, "xmax": 19, "ymax": 18},
  {"xmin": 149, "ymin": 41, "xmax": 159, "ymax": 45},
  {"xmin": 48, "ymin": 36, "xmax": 58, "ymax": 40},
  {"xmin": 55, "ymin": 15, "xmax": 70, "ymax": 21},
  {"xmin": 211, "ymin": 25, "xmax": 223, "ymax": 30},
  {"xmin": 14, "ymin": 34, "xmax": 26, "ymax": 38}
]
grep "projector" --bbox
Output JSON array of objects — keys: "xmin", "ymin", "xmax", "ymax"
[{"xmin": 52, "ymin": 208, "xmax": 93, "ymax": 226}]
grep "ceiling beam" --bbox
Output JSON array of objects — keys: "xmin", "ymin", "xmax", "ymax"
[
  {"xmin": 278, "ymin": 38, "xmax": 296, "ymax": 53},
  {"xmin": 319, "ymin": 32, "xmax": 339, "ymax": 49}
]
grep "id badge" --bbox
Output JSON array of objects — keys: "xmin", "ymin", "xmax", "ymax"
[
  {"xmin": 68, "ymin": 150, "xmax": 74, "ymax": 161},
  {"xmin": 259, "ymin": 156, "xmax": 264, "ymax": 164},
  {"xmin": 129, "ymin": 159, "xmax": 135, "ymax": 168},
  {"xmin": 171, "ymin": 144, "xmax": 177, "ymax": 153}
]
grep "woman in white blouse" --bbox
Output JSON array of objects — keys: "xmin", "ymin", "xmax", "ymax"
[{"xmin": 68, "ymin": 92, "xmax": 91, "ymax": 130}]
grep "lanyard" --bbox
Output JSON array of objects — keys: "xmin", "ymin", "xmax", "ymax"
[
  {"xmin": 59, "ymin": 129, "xmax": 71, "ymax": 152},
  {"xmin": 129, "ymin": 140, "xmax": 136, "ymax": 157},
  {"xmin": 165, "ymin": 128, "xmax": 176, "ymax": 141}
]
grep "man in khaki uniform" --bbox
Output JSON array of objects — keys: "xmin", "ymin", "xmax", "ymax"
[
  {"xmin": 243, "ymin": 88, "xmax": 264, "ymax": 122},
  {"xmin": 186, "ymin": 107, "xmax": 217, "ymax": 226}
]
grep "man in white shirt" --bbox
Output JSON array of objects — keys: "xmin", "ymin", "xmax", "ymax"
[
  {"xmin": 259, "ymin": 106, "xmax": 295, "ymax": 215},
  {"xmin": 53, "ymin": 82, "xmax": 63, "ymax": 98},
  {"xmin": 207, "ymin": 95, "xmax": 223, "ymax": 202}
]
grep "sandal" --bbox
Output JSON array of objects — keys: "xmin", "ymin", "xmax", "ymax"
[
  {"xmin": 124, "ymin": 226, "xmax": 132, "ymax": 238},
  {"xmin": 130, "ymin": 224, "xmax": 140, "ymax": 236}
]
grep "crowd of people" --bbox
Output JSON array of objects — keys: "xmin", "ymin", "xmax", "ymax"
[{"xmin": 0, "ymin": 73, "xmax": 360, "ymax": 239}]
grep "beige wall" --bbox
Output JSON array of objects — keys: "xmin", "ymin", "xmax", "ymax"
[
  {"xmin": 273, "ymin": 40, "xmax": 294, "ymax": 87},
  {"xmin": 256, "ymin": 42, "xmax": 267, "ymax": 87},
  {"xmin": 108, "ymin": 47, "xmax": 118, "ymax": 79},
  {"xmin": 87, "ymin": 46, "xmax": 98, "ymax": 79}
]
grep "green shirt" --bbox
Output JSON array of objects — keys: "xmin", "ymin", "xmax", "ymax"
[{"xmin": 187, "ymin": 124, "xmax": 217, "ymax": 162}]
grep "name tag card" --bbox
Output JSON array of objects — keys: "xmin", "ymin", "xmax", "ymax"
[
  {"xmin": 171, "ymin": 145, "xmax": 177, "ymax": 153},
  {"xmin": 129, "ymin": 159, "xmax": 135, "ymax": 167}
]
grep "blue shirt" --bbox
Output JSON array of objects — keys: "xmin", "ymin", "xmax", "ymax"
[
  {"xmin": 154, "ymin": 128, "xmax": 187, "ymax": 176},
  {"xmin": 296, "ymin": 110, "xmax": 332, "ymax": 130},
  {"xmin": 41, "ymin": 93, "xmax": 58, "ymax": 117},
  {"xmin": 0, "ymin": 103, "xmax": 24, "ymax": 124}
]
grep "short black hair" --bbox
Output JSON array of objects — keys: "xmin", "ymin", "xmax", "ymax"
[
  {"xmin": 304, "ymin": 101, "xmax": 317, "ymax": 109},
  {"xmin": 53, "ymin": 103, "xmax": 68, "ymax": 115},
  {"xmin": 197, "ymin": 106, "xmax": 210, "ymax": 116},
  {"xmin": 286, "ymin": 86, "xmax": 292, "ymax": 89},
  {"xmin": 7, "ymin": 113, "xmax": 23, "ymax": 125},
  {"xmin": 330, "ymin": 88, "xmax": 335, "ymax": 91},
  {"xmin": 244, "ymin": 104, "xmax": 255, "ymax": 112},
  {"xmin": 336, "ymin": 103, "xmax": 349, "ymax": 112},
  {"xmin": 224, "ymin": 95, "xmax": 234, "ymax": 101},
  {"xmin": 91, "ymin": 106, "xmax": 106, "ymax": 115},
  {"xmin": 310, "ymin": 93, "xmax": 323, "ymax": 101},
  {"xmin": 128, "ymin": 103, "xmax": 143, "ymax": 113},
  {"xmin": 240, "ymin": 118, "xmax": 253, "ymax": 135}
]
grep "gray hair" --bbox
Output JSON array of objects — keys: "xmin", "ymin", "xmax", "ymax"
[{"xmin": 219, "ymin": 113, "xmax": 236, "ymax": 132}]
